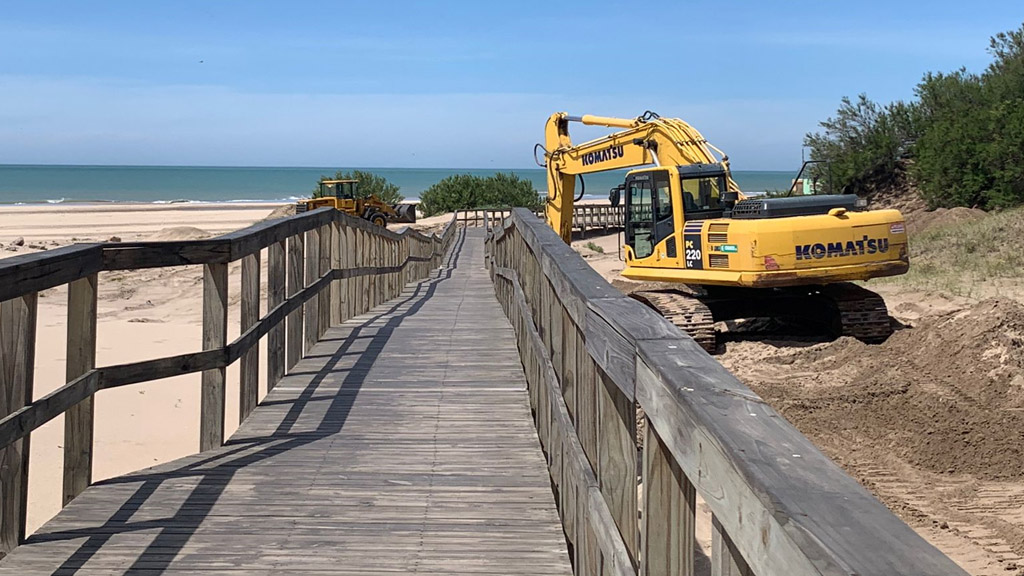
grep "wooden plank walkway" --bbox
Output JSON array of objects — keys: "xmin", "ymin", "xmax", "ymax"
[{"xmin": 0, "ymin": 228, "xmax": 572, "ymax": 575}]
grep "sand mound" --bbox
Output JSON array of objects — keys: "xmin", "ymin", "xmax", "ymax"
[
  {"xmin": 263, "ymin": 204, "xmax": 296, "ymax": 221},
  {"xmin": 146, "ymin": 226, "xmax": 213, "ymax": 241},
  {"xmin": 909, "ymin": 206, "xmax": 988, "ymax": 234},
  {"xmin": 735, "ymin": 298, "xmax": 1024, "ymax": 480}
]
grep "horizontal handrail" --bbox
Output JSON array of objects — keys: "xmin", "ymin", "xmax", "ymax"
[
  {"xmin": 0, "ymin": 207, "xmax": 445, "ymax": 301},
  {"xmin": 0, "ymin": 218, "xmax": 455, "ymax": 451}
]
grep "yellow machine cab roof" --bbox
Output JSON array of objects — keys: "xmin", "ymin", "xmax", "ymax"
[{"xmin": 320, "ymin": 179, "xmax": 358, "ymax": 184}]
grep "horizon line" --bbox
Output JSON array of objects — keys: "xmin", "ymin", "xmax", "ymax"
[{"xmin": 0, "ymin": 162, "xmax": 797, "ymax": 172}]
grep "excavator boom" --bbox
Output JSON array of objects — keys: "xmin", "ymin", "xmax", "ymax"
[{"xmin": 543, "ymin": 112, "xmax": 742, "ymax": 243}]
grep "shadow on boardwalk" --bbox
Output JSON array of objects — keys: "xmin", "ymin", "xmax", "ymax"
[{"xmin": 28, "ymin": 230, "xmax": 468, "ymax": 575}]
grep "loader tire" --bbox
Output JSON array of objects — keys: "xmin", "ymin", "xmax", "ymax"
[{"xmin": 369, "ymin": 213, "xmax": 387, "ymax": 227}]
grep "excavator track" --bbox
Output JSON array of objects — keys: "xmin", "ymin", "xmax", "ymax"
[
  {"xmin": 820, "ymin": 282, "xmax": 893, "ymax": 343},
  {"xmin": 631, "ymin": 290, "xmax": 717, "ymax": 353},
  {"xmin": 630, "ymin": 282, "xmax": 893, "ymax": 354}
]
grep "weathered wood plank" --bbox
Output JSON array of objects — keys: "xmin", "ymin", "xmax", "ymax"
[
  {"xmin": 642, "ymin": 417, "xmax": 695, "ymax": 576},
  {"xmin": 0, "ymin": 371, "xmax": 100, "ymax": 452},
  {"xmin": 0, "ymin": 245, "xmax": 102, "ymax": 303},
  {"xmin": 62, "ymin": 274, "xmax": 97, "ymax": 507},
  {"xmin": 329, "ymin": 221, "xmax": 342, "ymax": 326},
  {"xmin": 200, "ymin": 262, "xmax": 228, "ymax": 451},
  {"xmin": 267, "ymin": 240, "xmax": 286, "ymax": 391},
  {"xmin": 318, "ymin": 223, "xmax": 331, "ymax": 339},
  {"xmin": 0, "ymin": 292, "xmax": 36, "ymax": 556},
  {"xmin": 286, "ymin": 233, "xmax": 304, "ymax": 371},
  {"xmin": 597, "ymin": 366, "xmax": 638, "ymax": 564},
  {"xmin": 711, "ymin": 516, "xmax": 752, "ymax": 576},
  {"xmin": 101, "ymin": 240, "xmax": 231, "ymax": 270},
  {"xmin": 239, "ymin": 252, "xmax": 260, "ymax": 422},
  {"xmin": 304, "ymin": 227, "xmax": 320, "ymax": 354}
]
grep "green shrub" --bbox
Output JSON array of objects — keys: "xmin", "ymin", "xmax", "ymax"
[
  {"xmin": 313, "ymin": 170, "xmax": 403, "ymax": 205},
  {"xmin": 418, "ymin": 172, "xmax": 541, "ymax": 217},
  {"xmin": 805, "ymin": 23, "xmax": 1024, "ymax": 210},
  {"xmin": 804, "ymin": 95, "xmax": 920, "ymax": 196}
]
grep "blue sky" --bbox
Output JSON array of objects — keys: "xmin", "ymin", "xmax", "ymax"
[{"xmin": 1, "ymin": 1, "xmax": 1021, "ymax": 169}]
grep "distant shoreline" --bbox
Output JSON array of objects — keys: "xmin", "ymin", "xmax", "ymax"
[{"xmin": 0, "ymin": 165, "xmax": 795, "ymax": 205}]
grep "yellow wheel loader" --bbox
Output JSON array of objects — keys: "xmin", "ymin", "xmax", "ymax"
[
  {"xmin": 541, "ymin": 111, "xmax": 908, "ymax": 353},
  {"xmin": 297, "ymin": 179, "xmax": 416, "ymax": 226}
]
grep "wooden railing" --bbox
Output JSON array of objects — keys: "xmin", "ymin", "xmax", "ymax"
[
  {"xmin": 0, "ymin": 208, "xmax": 458, "ymax": 557},
  {"xmin": 459, "ymin": 204, "xmax": 624, "ymax": 237},
  {"xmin": 485, "ymin": 208, "xmax": 966, "ymax": 576}
]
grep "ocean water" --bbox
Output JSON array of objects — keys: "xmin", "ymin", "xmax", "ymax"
[{"xmin": 0, "ymin": 165, "xmax": 795, "ymax": 204}]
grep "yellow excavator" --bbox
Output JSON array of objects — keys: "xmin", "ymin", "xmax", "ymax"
[{"xmin": 541, "ymin": 111, "xmax": 909, "ymax": 352}]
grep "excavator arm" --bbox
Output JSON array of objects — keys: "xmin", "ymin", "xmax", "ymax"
[{"xmin": 542, "ymin": 111, "xmax": 743, "ymax": 243}]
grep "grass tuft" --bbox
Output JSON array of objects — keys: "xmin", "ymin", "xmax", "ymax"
[{"xmin": 875, "ymin": 206, "xmax": 1024, "ymax": 298}]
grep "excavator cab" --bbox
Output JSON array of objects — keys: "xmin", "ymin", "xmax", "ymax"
[{"xmin": 623, "ymin": 164, "xmax": 732, "ymax": 261}]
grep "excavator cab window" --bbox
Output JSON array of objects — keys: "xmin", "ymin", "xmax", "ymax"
[
  {"xmin": 338, "ymin": 182, "xmax": 356, "ymax": 199},
  {"xmin": 625, "ymin": 176, "xmax": 654, "ymax": 258},
  {"xmin": 680, "ymin": 174, "xmax": 726, "ymax": 220},
  {"xmin": 653, "ymin": 171, "xmax": 676, "ymax": 257}
]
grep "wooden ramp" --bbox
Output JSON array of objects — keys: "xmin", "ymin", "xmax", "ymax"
[{"xmin": 0, "ymin": 229, "xmax": 572, "ymax": 575}]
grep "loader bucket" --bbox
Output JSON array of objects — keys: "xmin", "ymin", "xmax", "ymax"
[{"xmin": 392, "ymin": 204, "xmax": 417, "ymax": 223}]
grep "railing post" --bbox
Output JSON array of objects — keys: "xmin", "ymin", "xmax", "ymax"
[
  {"xmin": 364, "ymin": 228, "xmax": 372, "ymax": 311},
  {"xmin": 63, "ymin": 274, "xmax": 97, "ymax": 506},
  {"xmin": 354, "ymin": 228, "xmax": 366, "ymax": 313},
  {"xmin": 598, "ymin": 368, "xmax": 639, "ymax": 563},
  {"xmin": 0, "ymin": 292, "xmax": 37, "ymax": 555},
  {"xmin": 318, "ymin": 224, "xmax": 331, "ymax": 339},
  {"xmin": 267, "ymin": 240, "xmax": 286, "ymax": 390},
  {"xmin": 304, "ymin": 227, "xmax": 320, "ymax": 353},
  {"xmin": 330, "ymin": 221, "xmax": 342, "ymax": 326},
  {"xmin": 239, "ymin": 252, "xmax": 260, "ymax": 422},
  {"xmin": 368, "ymin": 234, "xmax": 377, "ymax": 308},
  {"xmin": 200, "ymin": 262, "xmax": 228, "ymax": 451},
  {"xmin": 641, "ymin": 418, "xmax": 696, "ymax": 576},
  {"xmin": 286, "ymin": 233, "xmax": 304, "ymax": 371},
  {"xmin": 712, "ymin": 516, "xmax": 753, "ymax": 576}
]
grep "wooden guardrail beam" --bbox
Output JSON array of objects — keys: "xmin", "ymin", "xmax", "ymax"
[{"xmin": 0, "ymin": 245, "xmax": 101, "ymax": 303}]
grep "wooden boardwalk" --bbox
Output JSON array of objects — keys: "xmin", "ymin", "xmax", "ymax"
[{"xmin": 0, "ymin": 229, "xmax": 572, "ymax": 575}]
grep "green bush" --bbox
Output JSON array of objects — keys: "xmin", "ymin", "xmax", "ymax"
[
  {"xmin": 418, "ymin": 172, "xmax": 541, "ymax": 217},
  {"xmin": 313, "ymin": 170, "xmax": 403, "ymax": 205},
  {"xmin": 804, "ymin": 95, "xmax": 920, "ymax": 196},
  {"xmin": 805, "ymin": 23, "xmax": 1024, "ymax": 210}
]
